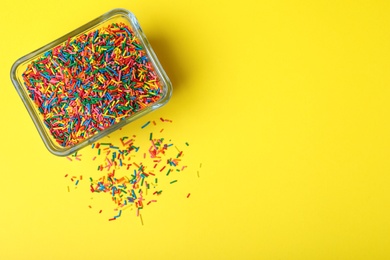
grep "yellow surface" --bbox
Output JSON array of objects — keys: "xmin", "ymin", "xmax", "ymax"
[{"xmin": 1, "ymin": 0, "xmax": 390, "ymax": 259}]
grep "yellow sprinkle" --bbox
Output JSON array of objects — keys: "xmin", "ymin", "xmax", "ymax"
[{"xmin": 139, "ymin": 214, "xmax": 144, "ymax": 225}]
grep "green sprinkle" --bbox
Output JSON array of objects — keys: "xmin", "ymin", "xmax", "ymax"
[{"xmin": 141, "ymin": 121, "xmax": 150, "ymax": 129}]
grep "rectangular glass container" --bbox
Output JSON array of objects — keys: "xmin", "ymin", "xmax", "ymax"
[{"xmin": 10, "ymin": 8, "xmax": 172, "ymax": 156}]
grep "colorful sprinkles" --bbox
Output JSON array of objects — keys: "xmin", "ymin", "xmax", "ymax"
[
  {"xmin": 22, "ymin": 22, "xmax": 163, "ymax": 147},
  {"xmin": 65, "ymin": 118, "xmax": 197, "ymax": 222}
]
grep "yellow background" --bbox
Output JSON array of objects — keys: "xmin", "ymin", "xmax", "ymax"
[{"xmin": 1, "ymin": 0, "xmax": 390, "ymax": 259}]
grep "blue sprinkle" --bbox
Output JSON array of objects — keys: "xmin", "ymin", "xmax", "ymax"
[{"xmin": 114, "ymin": 210, "xmax": 122, "ymax": 219}]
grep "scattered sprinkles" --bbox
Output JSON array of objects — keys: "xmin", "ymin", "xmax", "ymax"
[
  {"xmin": 64, "ymin": 174, "xmax": 84, "ymax": 192},
  {"xmin": 22, "ymin": 22, "xmax": 163, "ymax": 148},
  {"xmin": 65, "ymin": 118, "xmax": 199, "ymax": 222}
]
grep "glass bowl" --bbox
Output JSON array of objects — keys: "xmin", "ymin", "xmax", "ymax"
[{"xmin": 10, "ymin": 8, "xmax": 172, "ymax": 156}]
